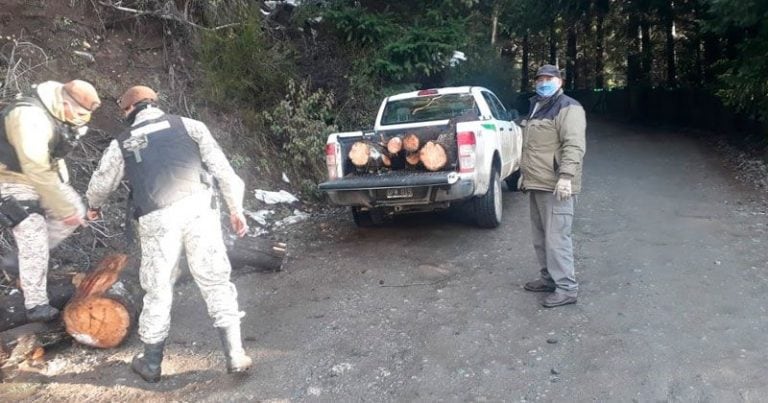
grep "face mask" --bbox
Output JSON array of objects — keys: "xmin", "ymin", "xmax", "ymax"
[
  {"xmin": 66, "ymin": 114, "xmax": 91, "ymax": 127},
  {"xmin": 535, "ymin": 80, "xmax": 559, "ymax": 97}
]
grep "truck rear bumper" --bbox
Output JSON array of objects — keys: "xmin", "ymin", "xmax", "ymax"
[
  {"xmin": 319, "ymin": 171, "xmax": 460, "ymax": 191},
  {"xmin": 319, "ymin": 172, "xmax": 475, "ymax": 208}
]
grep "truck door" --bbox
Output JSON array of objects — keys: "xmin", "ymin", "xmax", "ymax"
[{"xmin": 481, "ymin": 91, "xmax": 513, "ymax": 177}]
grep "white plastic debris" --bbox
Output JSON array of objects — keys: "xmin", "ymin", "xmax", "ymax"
[
  {"xmin": 274, "ymin": 210, "xmax": 310, "ymax": 227},
  {"xmin": 253, "ymin": 189, "xmax": 299, "ymax": 205},
  {"xmin": 9, "ymin": 288, "xmax": 19, "ymax": 295},
  {"xmin": 450, "ymin": 50, "xmax": 467, "ymax": 67},
  {"xmin": 244, "ymin": 209, "xmax": 273, "ymax": 227},
  {"xmin": 282, "ymin": 172, "xmax": 291, "ymax": 183}
]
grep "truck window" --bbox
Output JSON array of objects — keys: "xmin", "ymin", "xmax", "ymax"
[
  {"xmin": 481, "ymin": 92, "xmax": 507, "ymax": 120},
  {"xmin": 380, "ymin": 94, "xmax": 479, "ymax": 125}
]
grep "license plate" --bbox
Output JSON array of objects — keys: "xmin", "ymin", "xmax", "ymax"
[{"xmin": 386, "ymin": 188, "xmax": 413, "ymax": 199}]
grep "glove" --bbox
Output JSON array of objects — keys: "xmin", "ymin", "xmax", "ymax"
[{"xmin": 554, "ymin": 177, "xmax": 572, "ymax": 201}]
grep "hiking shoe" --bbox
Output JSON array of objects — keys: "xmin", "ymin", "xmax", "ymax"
[
  {"xmin": 524, "ymin": 278, "xmax": 556, "ymax": 293},
  {"xmin": 26, "ymin": 304, "xmax": 60, "ymax": 322},
  {"xmin": 541, "ymin": 293, "xmax": 577, "ymax": 308}
]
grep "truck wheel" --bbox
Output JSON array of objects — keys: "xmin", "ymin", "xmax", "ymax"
[
  {"xmin": 351, "ymin": 207, "xmax": 385, "ymax": 227},
  {"xmin": 474, "ymin": 167, "xmax": 502, "ymax": 228},
  {"xmin": 505, "ymin": 169, "xmax": 521, "ymax": 191}
]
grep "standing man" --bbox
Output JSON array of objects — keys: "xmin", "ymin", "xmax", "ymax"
[
  {"xmin": 519, "ymin": 65, "xmax": 586, "ymax": 308},
  {"xmin": 0, "ymin": 80, "xmax": 100, "ymax": 321},
  {"xmin": 85, "ymin": 86, "xmax": 252, "ymax": 382}
]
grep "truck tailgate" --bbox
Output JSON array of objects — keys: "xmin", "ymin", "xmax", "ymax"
[{"xmin": 319, "ymin": 171, "xmax": 459, "ymax": 191}]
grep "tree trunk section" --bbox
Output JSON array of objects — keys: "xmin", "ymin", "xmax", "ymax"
[
  {"xmin": 595, "ymin": 5, "xmax": 606, "ymax": 89},
  {"xmin": 348, "ymin": 141, "xmax": 389, "ymax": 170},
  {"xmin": 548, "ymin": 26, "xmax": 558, "ymax": 65},
  {"xmin": 405, "ymin": 152, "xmax": 420, "ymax": 168},
  {"xmin": 566, "ymin": 25, "xmax": 577, "ymax": 90},
  {"xmin": 626, "ymin": 10, "xmax": 642, "ymax": 87},
  {"xmin": 419, "ymin": 141, "xmax": 448, "ymax": 172},
  {"xmin": 63, "ymin": 254, "xmax": 133, "ymax": 349},
  {"xmin": 386, "ymin": 136, "xmax": 403, "ymax": 154},
  {"xmin": 640, "ymin": 18, "xmax": 652, "ymax": 86},
  {"xmin": 402, "ymin": 133, "xmax": 421, "ymax": 153},
  {"xmin": 224, "ymin": 236, "xmax": 287, "ymax": 272},
  {"xmin": 664, "ymin": 3, "xmax": 676, "ymax": 88},
  {"xmin": 521, "ymin": 33, "xmax": 530, "ymax": 92}
]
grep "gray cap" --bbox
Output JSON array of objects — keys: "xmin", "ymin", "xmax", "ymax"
[{"xmin": 535, "ymin": 64, "xmax": 561, "ymax": 79}]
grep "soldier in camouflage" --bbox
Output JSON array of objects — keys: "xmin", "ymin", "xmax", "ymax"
[
  {"xmin": 0, "ymin": 80, "xmax": 101, "ymax": 322},
  {"xmin": 85, "ymin": 85, "xmax": 252, "ymax": 383}
]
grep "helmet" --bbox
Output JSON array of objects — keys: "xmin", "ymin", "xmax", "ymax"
[
  {"xmin": 118, "ymin": 86, "xmax": 158, "ymax": 111},
  {"xmin": 62, "ymin": 80, "xmax": 101, "ymax": 111}
]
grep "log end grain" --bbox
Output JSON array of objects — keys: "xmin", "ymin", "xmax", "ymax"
[
  {"xmin": 386, "ymin": 137, "xmax": 403, "ymax": 154},
  {"xmin": 348, "ymin": 141, "xmax": 371, "ymax": 167},
  {"xmin": 403, "ymin": 133, "xmax": 421, "ymax": 152},
  {"xmin": 63, "ymin": 297, "xmax": 131, "ymax": 349}
]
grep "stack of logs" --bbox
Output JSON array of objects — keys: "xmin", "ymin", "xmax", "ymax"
[{"xmin": 348, "ymin": 132, "xmax": 457, "ymax": 172}]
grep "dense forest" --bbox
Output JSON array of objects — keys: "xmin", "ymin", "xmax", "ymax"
[
  {"xmin": 183, "ymin": 0, "xmax": 768, "ymax": 182},
  {"xmin": 3, "ymin": 0, "xmax": 767, "ymax": 187}
]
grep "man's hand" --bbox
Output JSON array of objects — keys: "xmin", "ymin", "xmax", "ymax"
[
  {"xmin": 86, "ymin": 207, "xmax": 101, "ymax": 221},
  {"xmin": 554, "ymin": 177, "xmax": 572, "ymax": 201},
  {"xmin": 62, "ymin": 214, "xmax": 86, "ymax": 227},
  {"xmin": 230, "ymin": 211, "xmax": 248, "ymax": 238}
]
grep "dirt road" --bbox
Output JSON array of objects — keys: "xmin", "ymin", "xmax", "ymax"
[{"xmin": 4, "ymin": 118, "xmax": 768, "ymax": 401}]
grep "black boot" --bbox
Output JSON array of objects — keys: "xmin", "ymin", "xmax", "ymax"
[
  {"xmin": 131, "ymin": 341, "xmax": 165, "ymax": 383},
  {"xmin": 217, "ymin": 325, "xmax": 253, "ymax": 373},
  {"xmin": 26, "ymin": 304, "xmax": 59, "ymax": 322}
]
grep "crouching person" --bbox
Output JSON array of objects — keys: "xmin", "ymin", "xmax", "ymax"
[
  {"xmin": 85, "ymin": 86, "xmax": 252, "ymax": 383},
  {"xmin": 0, "ymin": 80, "xmax": 100, "ymax": 321}
]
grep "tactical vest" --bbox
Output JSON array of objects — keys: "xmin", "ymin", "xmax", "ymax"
[
  {"xmin": 117, "ymin": 114, "xmax": 209, "ymax": 218},
  {"xmin": 0, "ymin": 96, "xmax": 74, "ymax": 173}
]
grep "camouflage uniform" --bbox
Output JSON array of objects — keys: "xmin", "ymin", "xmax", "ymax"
[
  {"xmin": 0, "ymin": 82, "xmax": 87, "ymax": 310},
  {"xmin": 86, "ymin": 107, "xmax": 246, "ymax": 344}
]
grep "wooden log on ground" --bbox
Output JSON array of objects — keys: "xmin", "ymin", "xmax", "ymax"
[
  {"xmin": 63, "ymin": 254, "xmax": 134, "ymax": 349},
  {"xmin": 224, "ymin": 236, "xmax": 287, "ymax": 272},
  {"xmin": 0, "ymin": 321, "xmax": 67, "ymax": 379},
  {"xmin": 403, "ymin": 133, "xmax": 421, "ymax": 152}
]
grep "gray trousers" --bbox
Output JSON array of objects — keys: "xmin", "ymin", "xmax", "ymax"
[
  {"xmin": 137, "ymin": 191, "xmax": 244, "ymax": 344},
  {"xmin": 529, "ymin": 190, "xmax": 578, "ymax": 296}
]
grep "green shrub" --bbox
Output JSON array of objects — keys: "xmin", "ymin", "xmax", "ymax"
[
  {"xmin": 261, "ymin": 80, "xmax": 338, "ymax": 184},
  {"xmin": 197, "ymin": 6, "xmax": 295, "ymax": 109}
]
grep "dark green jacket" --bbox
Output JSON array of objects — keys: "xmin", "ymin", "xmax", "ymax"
[{"xmin": 520, "ymin": 90, "xmax": 586, "ymax": 193}]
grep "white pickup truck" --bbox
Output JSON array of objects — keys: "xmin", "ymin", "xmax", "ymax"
[{"xmin": 319, "ymin": 86, "xmax": 522, "ymax": 228}]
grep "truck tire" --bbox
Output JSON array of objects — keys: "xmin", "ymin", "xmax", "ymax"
[
  {"xmin": 505, "ymin": 169, "xmax": 521, "ymax": 191},
  {"xmin": 351, "ymin": 207, "xmax": 385, "ymax": 227},
  {"xmin": 474, "ymin": 167, "xmax": 502, "ymax": 228}
]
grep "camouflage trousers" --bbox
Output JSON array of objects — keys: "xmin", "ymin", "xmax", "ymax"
[
  {"xmin": 0, "ymin": 183, "xmax": 84, "ymax": 309},
  {"xmin": 137, "ymin": 190, "xmax": 244, "ymax": 344}
]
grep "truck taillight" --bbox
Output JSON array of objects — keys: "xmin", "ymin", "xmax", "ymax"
[
  {"xmin": 457, "ymin": 131, "xmax": 476, "ymax": 173},
  {"xmin": 326, "ymin": 143, "xmax": 339, "ymax": 179}
]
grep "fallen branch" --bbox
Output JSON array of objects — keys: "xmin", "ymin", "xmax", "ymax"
[{"xmin": 98, "ymin": 1, "xmax": 240, "ymax": 31}]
